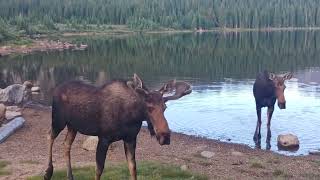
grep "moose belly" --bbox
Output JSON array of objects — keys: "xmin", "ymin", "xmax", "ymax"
[
  {"xmin": 68, "ymin": 118, "xmax": 101, "ymax": 136},
  {"xmin": 260, "ymin": 98, "xmax": 276, "ymax": 107}
]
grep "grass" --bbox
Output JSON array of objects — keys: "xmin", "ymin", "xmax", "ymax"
[
  {"xmin": 0, "ymin": 160, "xmax": 11, "ymax": 176},
  {"xmin": 20, "ymin": 160, "xmax": 39, "ymax": 165},
  {"xmin": 267, "ymin": 158, "xmax": 281, "ymax": 164},
  {"xmin": 248, "ymin": 158, "xmax": 265, "ymax": 169},
  {"xmin": 273, "ymin": 169, "xmax": 285, "ymax": 176},
  {"xmin": 250, "ymin": 162, "xmax": 264, "ymax": 169},
  {"xmin": 301, "ymin": 173, "xmax": 320, "ymax": 179},
  {"xmin": 312, "ymin": 160, "xmax": 320, "ymax": 166},
  {"xmin": 27, "ymin": 161, "xmax": 208, "ymax": 180}
]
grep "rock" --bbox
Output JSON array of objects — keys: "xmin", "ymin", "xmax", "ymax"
[
  {"xmin": 309, "ymin": 151, "xmax": 320, "ymax": 156},
  {"xmin": 200, "ymin": 151, "xmax": 215, "ymax": 158},
  {"xmin": 0, "ymin": 104, "xmax": 6, "ymax": 126},
  {"xmin": 231, "ymin": 151, "xmax": 244, "ymax": 157},
  {"xmin": 82, "ymin": 136, "xmax": 98, "ymax": 151},
  {"xmin": 0, "ymin": 82, "xmax": 32, "ymax": 105},
  {"xmin": 277, "ymin": 134, "xmax": 300, "ymax": 149},
  {"xmin": 231, "ymin": 160, "xmax": 243, "ymax": 165},
  {"xmin": 5, "ymin": 111, "xmax": 22, "ymax": 120},
  {"xmin": 82, "ymin": 136, "xmax": 116, "ymax": 151},
  {"xmin": 6, "ymin": 106, "xmax": 21, "ymax": 112},
  {"xmin": 180, "ymin": 165, "xmax": 188, "ymax": 171},
  {"xmin": 31, "ymin": 87, "xmax": 40, "ymax": 92},
  {"xmin": 23, "ymin": 81, "xmax": 33, "ymax": 89},
  {"xmin": 0, "ymin": 117, "xmax": 25, "ymax": 143}
]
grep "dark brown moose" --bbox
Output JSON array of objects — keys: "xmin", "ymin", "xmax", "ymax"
[
  {"xmin": 253, "ymin": 71, "xmax": 293, "ymax": 148},
  {"xmin": 44, "ymin": 74, "xmax": 192, "ymax": 180}
]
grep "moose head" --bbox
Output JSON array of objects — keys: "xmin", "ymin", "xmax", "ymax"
[
  {"xmin": 269, "ymin": 72, "xmax": 293, "ymax": 109},
  {"xmin": 128, "ymin": 74, "xmax": 192, "ymax": 145}
]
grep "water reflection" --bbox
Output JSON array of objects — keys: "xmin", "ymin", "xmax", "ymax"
[
  {"xmin": 165, "ymin": 79, "xmax": 320, "ymax": 155},
  {"xmin": 0, "ymin": 31, "xmax": 320, "ymax": 155}
]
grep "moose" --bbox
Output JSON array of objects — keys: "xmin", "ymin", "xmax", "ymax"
[
  {"xmin": 44, "ymin": 74, "xmax": 192, "ymax": 180},
  {"xmin": 253, "ymin": 70, "xmax": 293, "ymax": 147}
]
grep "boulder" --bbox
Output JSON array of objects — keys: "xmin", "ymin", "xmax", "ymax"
[
  {"xmin": 31, "ymin": 87, "xmax": 40, "ymax": 92},
  {"xmin": 6, "ymin": 106, "xmax": 21, "ymax": 112},
  {"xmin": 200, "ymin": 151, "xmax": 215, "ymax": 158},
  {"xmin": 309, "ymin": 151, "xmax": 320, "ymax": 156},
  {"xmin": 5, "ymin": 111, "xmax": 22, "ymax": 120},
  {"xmin": 277, "ymin": 134, "xmax": 300, "ymax": 150},
  {"xmin": 82, "ymin": 136, "xmax": 116, "ymax": 151},
  {"xmin": 23, "ymin": 81, "xmax": 33, "ymax": 89},
  {"xmin": 0, "ymin": 104, "xmax": 6, "ymax": 126},
  {"xmin": 82, "ymin": 136, "xmax": 98, "ymax": 151},
  {"xmin": 0, "ymin": 81, "xmax": 33, "ymax": 105}
]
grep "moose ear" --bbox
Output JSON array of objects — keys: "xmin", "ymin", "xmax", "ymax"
[
  {"xmin": 135, "ymin": 88, "xmax": 149, "ymax": 98},
  {"xmin": 269, "ymin": 73, "xmax": 276, "ymax": 80},
  {"xmin": 132, "ymin": 73, "xmax": 143, "ymax": 89},
  {"xmin": 159, "ymin": 79, "xmax": 176, "ymax": 94},
  {"xmin": 283, "ymin": 72, "xmax": 293, "ymax": 80}
]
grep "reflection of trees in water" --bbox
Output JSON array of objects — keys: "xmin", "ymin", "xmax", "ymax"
[{"xmin": 0, "ymin": 31, "xmax": 320, "ymax": 103}]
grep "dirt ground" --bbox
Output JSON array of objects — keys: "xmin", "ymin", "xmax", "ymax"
[{"xmin": 0, "ymin": 108, "xmax": 319, "ymax": 180}]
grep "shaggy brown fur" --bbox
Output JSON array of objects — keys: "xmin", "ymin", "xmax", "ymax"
[{"xmin": 44, "ymin": 74, "xmax": 192, "ymax": 180}]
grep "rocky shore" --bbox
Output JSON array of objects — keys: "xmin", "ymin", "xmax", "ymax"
[
  {"xmin": 0, "ymin": 108, "xmax": 319, "ymax": 179},
  {"xmin": 0, "ymin": 40, "xmax": 87, "ymax": 57}
]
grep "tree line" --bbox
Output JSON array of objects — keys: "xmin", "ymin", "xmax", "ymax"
[{"xmin": 1, "ymin": 0, "xmax": 320, "ymax": 42}]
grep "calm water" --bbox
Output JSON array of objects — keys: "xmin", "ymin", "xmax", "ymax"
[{"xmin": 1, "ymin": 31, "xmax": 320, "ymax": 155}]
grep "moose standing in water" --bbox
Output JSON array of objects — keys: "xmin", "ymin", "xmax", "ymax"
[
  {"xmin": 44, "ymin": 74, "xmax": 192, "ymax": 180},
  {"xmin": 253, "ymin": 71, "xmax": 293, "ymax": 147}
]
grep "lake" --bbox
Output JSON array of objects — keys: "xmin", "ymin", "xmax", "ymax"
[{"xmin": 1, "ymin": 31, "xmax": 320, "ymax": 155}]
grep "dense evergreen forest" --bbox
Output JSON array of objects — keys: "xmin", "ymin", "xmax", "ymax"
[{"xmin": 1, "ymin": 0, "xmax": 320, "ymax": 42}]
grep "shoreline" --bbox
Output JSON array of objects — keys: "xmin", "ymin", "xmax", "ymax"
[
  {"xmin": 2, "ymin": 26, "xmax": 320, "ymax": 57},
  {"xmin": 0, "ymin": 108, "xmax": 319, "ymax": 179},
  {"xmin": 0, "ymin": 39, "xmax": 87, "ymax": 57}
]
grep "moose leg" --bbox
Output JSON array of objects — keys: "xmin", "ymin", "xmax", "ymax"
[
  {"xmin": 124, "ymin": 138, "xmax": 137, "ymax": 180},
  {"xmin": 44, "ymin": 128, "xmax": 63, "ymax": 180},
  {"xmin": 253, "ymin": 107, "xmax": 262, "ymax": 141},
  {"xmin": 266, "ymin": 106, "xmax": 274, "ymax": 149},
  {"xmin": 95, "ymin": 138, "xmax": 109, "ymax": 180},
  {"xmin": 64, "ymin": 127, "xmax": 77, "ymax": 180},
  {"xmin": 267, "ymin": 106, "xmax": 274, "ymax": 140}
]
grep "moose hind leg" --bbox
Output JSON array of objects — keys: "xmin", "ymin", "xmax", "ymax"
[
  {"xmin": 44, "ymin": 127, "xmax": 64, "ymax": 180},
  {"xmin": 124, "ymin": 138, "xmax": 137, "ymax": 180},
  {"xmin": 95, "ymin": 138, "xmax": 109, "ymax": 180},
  {"xmin": 64, "ymin": 127, "xmax": 77, "ymax": 180}
]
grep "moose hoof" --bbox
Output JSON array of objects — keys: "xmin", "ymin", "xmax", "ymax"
[
  {"xmin": 67, "ymin": 175, "xmax": 74, "ymax": 180},
  {"xmin": 44, "ymin": 165, "xmax": 53, "ymax": 180}
]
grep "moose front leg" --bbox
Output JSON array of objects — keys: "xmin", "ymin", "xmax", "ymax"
[
  {"xmin": 124, "ymin": 138, "xmax": 137, "ymax": 180},
  {"xmin": 95, "ymin": 138, "xmax": 109, "ymax": 180},
  {"xmin": 266, "ymin": 106, "xmax": 274, "ymax": 150},
  {"xmin": 253, "ymin": 107, "xmax": 262, "ymax": 142}
]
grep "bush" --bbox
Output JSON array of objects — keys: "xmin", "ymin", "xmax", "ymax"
[{"xmin": 0, "ymin": 18, "xmax": 16, "ymax": 42}]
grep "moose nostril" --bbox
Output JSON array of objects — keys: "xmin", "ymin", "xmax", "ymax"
[
  {"xmin": 157, "ymin": 133, "xmax": 171, "ymax": 145},
  {"xmin": 278, "ymin": 103, "xmax": 286, "ymax": 109}
]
